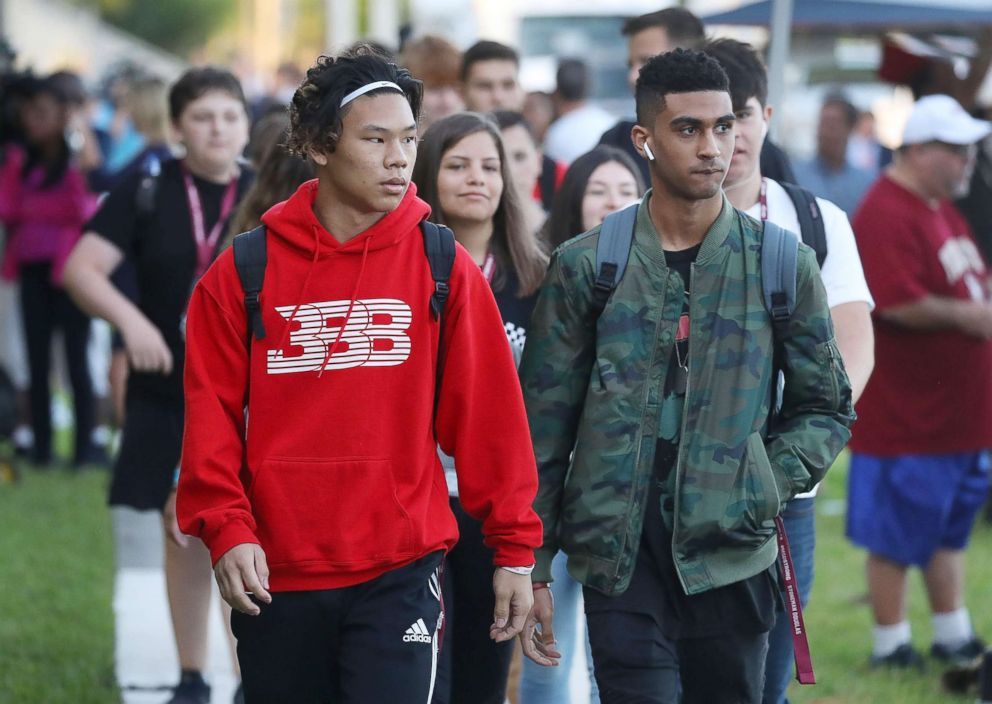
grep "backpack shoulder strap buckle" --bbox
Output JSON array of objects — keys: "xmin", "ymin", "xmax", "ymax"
[
  {"xmin": 421, "ymin": 221, "xmax": 456, "ymax": 322},
  {"xmin": 592, "ymin": 204, "xmax": 638, "ymax": 315}
]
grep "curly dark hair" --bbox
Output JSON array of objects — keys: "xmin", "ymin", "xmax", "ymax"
[
  {"xmin": 635, "ymin": 48, "xmax": 729, "ymax": 126},
  {"xmin": 287, "ymin": 45, "xmax": 423, "ymax": 158},
  {"xmin": 700, "ymin": 38, "xmax": 767, "ymax": 112}
]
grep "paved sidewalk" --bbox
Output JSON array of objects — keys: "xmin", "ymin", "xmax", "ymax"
[{"xmin": 113, "ymin": 508, "xmax": 237, "ymax": 704}]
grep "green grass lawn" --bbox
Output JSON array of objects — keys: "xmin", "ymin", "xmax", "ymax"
[
  {"xmin": 0, "ymin": 464, "xmax": 118, "ymax": 703},
  {"xmin": 787, "ymin": 452, "xmax": 992, "ymax": 704},
  {"xmin": 0, "ymin": 452, "xmax": 988, "ymax": 703}
]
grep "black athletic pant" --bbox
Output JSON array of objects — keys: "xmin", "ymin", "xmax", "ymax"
[
  {"xmin": 19, "ymin": 262, "xmax": 95, "ymax": 465},
  {"xmin": 232, "ymin": 551, "xmax": 444, "ymax": 704},
  {"xmin": 432, "ymin": 499, "xmax": 514, "ymax": 704},
  {"xmin": 585, "ymin": 603, "xmax": 769, "ymax": 704}
]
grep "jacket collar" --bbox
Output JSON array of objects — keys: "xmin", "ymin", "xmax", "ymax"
[{"xmin": 632, "ymin": 189, "xmax": 736, "ymax": 267}]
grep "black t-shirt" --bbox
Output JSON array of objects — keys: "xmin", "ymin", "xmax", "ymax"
[
  {"xmin": 622, "ymin": 243, "xmax": 778, "ymax": 639},
  {"xmin": 85, "ymin": 158, "xmax": 253, "ymax": 401},
  {"xmin": 759, "ymin": 140, "xmax": 797, "ymax": 186},
  {"xmin": 491, "ymin": 264, "xmax": 537, "ymax": 360}
]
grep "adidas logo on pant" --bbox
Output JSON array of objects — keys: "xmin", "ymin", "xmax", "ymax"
[{"xmin": 403, "ymin": 618, "xmax": 433, "ymax": 644}]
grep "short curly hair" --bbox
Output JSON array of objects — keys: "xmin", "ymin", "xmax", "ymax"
[
  {"xmin": 287, "ymin": 45, "xmax": 423, "ymax": 158},
  {"xmin": 635, "ymin": 48, "xmax": 729, "ymax": 126}
]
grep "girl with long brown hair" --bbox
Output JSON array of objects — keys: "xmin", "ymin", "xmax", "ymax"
[{"xmin": 412, "ymin": 111, "xmax": 547, "ymax": 704}]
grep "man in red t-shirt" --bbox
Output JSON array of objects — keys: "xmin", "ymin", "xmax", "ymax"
[{"xmin": 849, "ymin": 94, "xmax": 992, "ymax": 669}]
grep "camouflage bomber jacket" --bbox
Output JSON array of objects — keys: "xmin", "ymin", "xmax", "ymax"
[{"xmin": 519, "ymin": 193, "xmax": 855, "ymax": 596}]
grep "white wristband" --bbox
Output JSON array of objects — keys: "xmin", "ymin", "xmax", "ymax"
[{"xmin": 499, "ymin": 565, "xmax": 535, "ymax": 575}]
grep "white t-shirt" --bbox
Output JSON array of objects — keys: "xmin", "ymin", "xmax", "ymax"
[
  {"xmin": 745, "ymin": 178, "xmax": 874, "ymax": 310},
  {"xmin": 543, "ymin": 104, "xmax": 617, "ymax": 165},
  {"xmin": 745, "ymin": 178, "xmax": 874, "ymax": 498}
]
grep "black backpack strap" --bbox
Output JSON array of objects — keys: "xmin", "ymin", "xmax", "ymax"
[
  {"xmin": 421, "ymin": 221, "xmax": 456, "ymax": 321},
  {"xmin": 233, "ymin": 225, "xmax": 268, "ymax": 341},
  {"xmin": 592, "ymin": 204, "xmax": 639, "ymax": 315},
  {"xmin": 421, "ymin": 220, "xmax": 457, "ymax": 439},
  {"xmin": 780, "ymin": 181, "xmax": 827, "ymax": 268}
]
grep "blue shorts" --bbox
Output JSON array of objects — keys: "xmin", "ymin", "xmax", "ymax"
[{"xmin": 846, "ymin": 451, "xmax": 990, "ymax": 566}]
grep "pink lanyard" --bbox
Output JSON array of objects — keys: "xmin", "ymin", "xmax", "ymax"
[
  {"xmin": 181, "ymin": 163, "xmax": 239, "ymax": 279},
  {"xmin": 481, "ymin": 252, "xmax": 496, "ymax": 285}
]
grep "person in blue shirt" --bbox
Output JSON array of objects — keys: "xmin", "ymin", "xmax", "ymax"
[{"xmin": 793, "ymin": 93, "xmax": 875, "ymax": 218}]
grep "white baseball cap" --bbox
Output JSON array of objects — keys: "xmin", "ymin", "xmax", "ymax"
[{"xmin": 901, "ymin": 94, "xmax": 992, "ymax": 146}]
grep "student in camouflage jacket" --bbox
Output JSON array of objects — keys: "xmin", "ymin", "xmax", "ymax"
[{"xmin": 517, "ymin": 49, "xmax": 855, "ymax": 704}]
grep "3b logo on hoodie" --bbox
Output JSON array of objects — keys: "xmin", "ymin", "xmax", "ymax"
[{"xmin": 267, "ymin": 298, "xmax": 413, "ymax": 374}]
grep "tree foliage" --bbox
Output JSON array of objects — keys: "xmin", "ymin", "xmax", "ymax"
[{"xmin": 70, "ymin": 0, "xmax": 234, "ymax": 55}]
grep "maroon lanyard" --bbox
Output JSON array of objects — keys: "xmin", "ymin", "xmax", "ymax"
[
  {"xmin": 181, "ymin": 163, "xmax": 239, "ymax": 279},
  {"xmin": 763, "ymin": 172, "xmax": 816, "ymax": 683},
  {"xmin": 481, "ymin": 252, "xmax": 496, "ymax": 285},
  {"xmin": 775, "ymin": 515, "xmax": 816, "ymax": 685}
]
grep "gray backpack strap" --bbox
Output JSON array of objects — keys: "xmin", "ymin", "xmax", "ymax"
[
  {"xmin": 233, "ymin": 225, "xmax": 268, "ymax": 342},
  {"xmin": 761, "ymin": 221, "xmax": 800, "ymax": 332},
  {"xmin": 592, "ymin": 204, "xmax": 639, "ymax": 315},
  {"xmin": 762, "ymin": 221, "xmax": 800, "ymax": 415}
]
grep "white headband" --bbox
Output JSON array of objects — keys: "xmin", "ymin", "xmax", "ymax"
[{"xmin": 340, "ymin": 81, "xmax": 403, "ymax": 108}]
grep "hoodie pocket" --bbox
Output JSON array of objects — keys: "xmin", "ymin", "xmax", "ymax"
[{"xmin": 250, "ymin": 457, "xmax": 415, "ymax": 567}]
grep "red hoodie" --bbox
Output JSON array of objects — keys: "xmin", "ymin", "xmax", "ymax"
[{"xmin": 177, "ymin": 180, "xmax": 542, "ymax": 591}]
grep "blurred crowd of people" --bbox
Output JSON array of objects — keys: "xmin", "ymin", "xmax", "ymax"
[{"xmin": 1, "ymin": 6, "xmax": 992, "ymax": 704}]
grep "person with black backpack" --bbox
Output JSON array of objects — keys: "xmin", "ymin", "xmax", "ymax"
[
  {"xmin": 63, "ymin": 67, "xmax": 253, "ymax": 704},
  {"xmin": 175, "ymin": 49, "xmax": 542, "ymax": 702},
  {"xmin": 701, "ymin": 39, "xmax": 876, "ymax": 704}
]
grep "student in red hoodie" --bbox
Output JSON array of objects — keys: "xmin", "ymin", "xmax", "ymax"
[{"xmin": 176, "ymin": 47, "xmax": 543, "ymax": 702}]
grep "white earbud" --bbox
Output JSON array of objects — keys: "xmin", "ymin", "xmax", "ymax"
[{"xmin": 643, "ymin": 143, "xmax": 656, "ymax": 162}]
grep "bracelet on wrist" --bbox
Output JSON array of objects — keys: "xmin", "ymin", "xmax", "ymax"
[{"xmin": 532, "ymin": 581, "xmax": 550, "ymax": 591}]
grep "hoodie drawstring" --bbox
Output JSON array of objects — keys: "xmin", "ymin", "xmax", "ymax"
[
  {"xmin": 317, "ymin": 235, "xmax": 371, "ymax": 378},
  {"xmin": 273, "ymin": 224, "xmax": 323, "ymax": 357}
]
